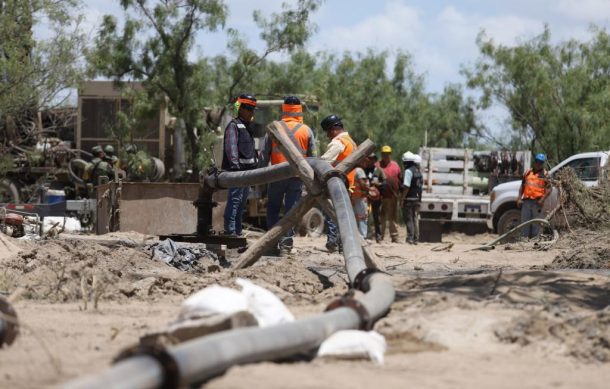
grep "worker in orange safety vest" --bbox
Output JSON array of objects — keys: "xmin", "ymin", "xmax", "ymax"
[
  {"xmin": 319, "ymin": 114, "xmax": 357, "ymax": 252},
  {"xmin": 259, "ymin": 96, "xmax": 316, "ymax": 254},
  {"xmin": 517, "ymin": 153, "xmax": 551, "ymax": 238}
]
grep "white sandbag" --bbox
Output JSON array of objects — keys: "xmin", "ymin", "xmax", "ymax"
[
  {"xmin": 236, "ymin": 278, "xmax": 294, "ymax": 327},
  {"xmin": 181, "ymin": 285, "xmax": 248, "ymax": 317},
  {"xmin": 317, "ymin": 330, "xmax": 387, "ymax": 365},
  {"xmin": 42, "ymin": 217, "xmax": 81, "ymax": 233}
]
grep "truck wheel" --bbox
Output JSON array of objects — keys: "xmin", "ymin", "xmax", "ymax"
[
  {"xmin": 0, "ymin": 179, "xmax": 20, "ymax": 203},
  {"xmin": 497, "ymin": 209, "xmax": 521, "ymax": 236},
  {"xmin": 299, "ymin": 208, "xmax": 324, "ymax": 238}
]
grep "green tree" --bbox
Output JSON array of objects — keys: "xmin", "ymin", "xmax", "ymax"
[
  {"xmin": 88, "ymin": 0, "xmax": 321, "ymax": 176},
  {"xmin": 235, "ymin": 49, "xmax": 481, "ymax": 158},
  {"xmin": 464, "ymin": 26, "xmax": 610, "ymax": 164},
  {"xmin": 0, "ymin": 0, "xmax": 85, "ymax": 145}
]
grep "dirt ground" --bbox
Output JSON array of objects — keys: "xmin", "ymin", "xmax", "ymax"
[{"xmin": 0, "ymin": 228, "xmax": 608, "ymax": 389}]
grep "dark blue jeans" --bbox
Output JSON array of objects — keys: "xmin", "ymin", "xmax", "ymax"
[
  {"xmin": 266, "ymin": 178, "xmax": 302, "ymax": 248},
  {"xmin": 325, "ymin": 214, "xmax": 341, "ymax": 247},
  {"xmin": 224, "ymin": 186, "xmax": 250, "ymax": 235}
]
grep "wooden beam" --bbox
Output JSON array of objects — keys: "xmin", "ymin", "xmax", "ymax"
[
  {"xmin": 267, "ymin": 121, "xmax": 321, "ymax": 195},
  {"xmin": 268, "ymin": 126, "xmax": 383, "ymax": 270},
  {"xmin": 234, "ymin": 195, "xmax": 317, "ymax": 269},
  {"xmin": 234, "ymin": 133, "xmax": 381, "ymax": 270}
]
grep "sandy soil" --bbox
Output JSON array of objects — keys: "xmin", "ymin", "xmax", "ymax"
[{"xmin": 0, "ymin": 229, "xmax": 608, "ymax": 388}]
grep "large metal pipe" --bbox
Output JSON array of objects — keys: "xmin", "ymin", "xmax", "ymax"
[
  {"xmin": 65, "ymin": 153, "xmax": 395, "ymax": 389},
  {"xmin": 202, "ymin": 162, "xmax": 293, "ymax": 189}
]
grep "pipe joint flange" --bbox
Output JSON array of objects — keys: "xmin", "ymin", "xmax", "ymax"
[
  {"xmin": 321, "ymin": 169, "xmax": 347, "ymax": 187},
  {"xmin": 113, "ymin": 343, "xmax": 180, "ymax": 389},
  {"xmin": 352, "ymin": 268, "xmax": 382, "ymax": 292},
  {"xmin": 325, "ymin": 292, "xmax": 373, "ymax": 330},
  {"xmin": 203, "ymin": 165, "xmax": 224, "ymax": 190}
]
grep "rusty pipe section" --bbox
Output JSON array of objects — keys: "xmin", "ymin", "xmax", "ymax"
[{"xmin": 65, "ymin": 155, "xmax": 394, "ymax": 389}]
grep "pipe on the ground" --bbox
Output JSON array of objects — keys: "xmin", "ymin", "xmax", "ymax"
[{"xmin": 65, "ymin": 154, "xmax": 395, "ymax": 389}]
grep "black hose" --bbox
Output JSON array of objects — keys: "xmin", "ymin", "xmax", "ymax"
[
  {"xmin": 326, "ymin": 176, "xmax": 367, "ymax": 283},
  {"xmin": 64, "ymin": 156, "xmax": 395, "ymax": 389}
]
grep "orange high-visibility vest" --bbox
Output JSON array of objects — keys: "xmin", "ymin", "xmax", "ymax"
[
  {"xmin": 522, "ymin": 169, "xmax": 547, "ymax": 199},
  {"xmin": 270, "ymin": 120, "xmax": 312, "ymax": 165},
  {"xmin": 336, "ymin": 133, "xmax": 357, "ymax": 189}
]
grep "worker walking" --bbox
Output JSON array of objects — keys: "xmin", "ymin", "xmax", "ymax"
[
  {"xmin": 320, "ymin": 114, "xmax": 357, "ymax": 252},
  {"xmin": 221, "ymin": 93, "xmax": 258, "ymax": 236},
  {"xmin": 401, "ymin": 152, "xmax": 423, "ymax": 244},
  {"xmin": 364, "ymin": 153, "xmax": 385, "ymax": 242},
  {"xmin": 517, "ymin": 153, "xmax": 551, "ymax": 239},
  {"xmin": 260, "ymin": 96, "xmax": 316, "ymax": 253},
  {"xmin": 378, "ymin": 145, "xmax": 402, "ymax": 243}
]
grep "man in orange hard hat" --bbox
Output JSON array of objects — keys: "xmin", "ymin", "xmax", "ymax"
[
  {"xmin": 221, "ymin": 93, "xmax": 258, "ymax": 236},
  {"xmin": 259, "ymin": 96, "xmax": 316, "ymax": 253}
]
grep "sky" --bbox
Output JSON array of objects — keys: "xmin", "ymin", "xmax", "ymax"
[{"xmin": 72, "ymin": 0, "xmax": 610, "ymax": 131}]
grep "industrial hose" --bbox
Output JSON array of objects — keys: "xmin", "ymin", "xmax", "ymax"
[{"xmin": 65, "ymin": 156, "xmax": 395, "ymax": 389}]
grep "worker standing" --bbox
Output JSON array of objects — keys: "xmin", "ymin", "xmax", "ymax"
[
  {"xmin": 364, "ymin": 153, "xmax": 385, "ymax": 242},
  {"xmin": 320, "ymin": 114, "xmax": 356, "ymax": 252},
  {"xmin": 221, "ymin": 93, "xmax": 258, "ymax": 236},
  {"xmin": 89, "ymin": 145, "xmax": 114, "ymax": 185},
  {"xmin": 352, "ymin": 159, "xmax": 370, "ymax": 237},
  {"xmin": 401, "ymin": 152, "xmax": 423, "ymax": 244},
  {"xmin": 378, "ymin": 145, "xmax": 402, "ymax": 243},
  {"xmin": 516, "ymin": 153, "xmax": 551, "ymax": 239},
  {"xmin": 259, "ymin": 96, "xmax": 316, "ymax": 253},
  {"xmin": 103, "ymin": 145, "xmax": 119, "ymax": 168}
]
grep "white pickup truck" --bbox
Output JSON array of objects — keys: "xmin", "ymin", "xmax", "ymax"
[{"xmin": 487, "ymin": 150, "xmax": 609, "ymax": 234}]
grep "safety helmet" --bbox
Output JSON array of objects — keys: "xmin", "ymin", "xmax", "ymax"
[
  {"xmin": 237, "ymin": 93, "xmax": 257, "ymax": 110},
  {"xmin": 401, "ymin": 151, "xmax": 416, "ymax": 162},
  {"xmin": 104, "ymin": 145, "xmax": 115, "ymax": 155},
  {"xmin": 413, "ymin": 154, "xmax": 422, "ymax": 165},
  {"xmin": 534, "ymin": 153, "xmax": 546, "ymax": 162},
  {"xmin": 381, "ymin": 145, "xmax": 392, "ymax": 153},
  {"xmin": 320, "ymin": 114, "xmax": 343, "ymax": 132},
  {"xmin": 91, "ymin": 145, "xmax": 103, "ymax": 155}
]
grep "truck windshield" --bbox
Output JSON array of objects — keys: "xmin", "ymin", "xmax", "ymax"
[{"xmin": 559, "ymin": 157, "xmax": 600, "ymax": 181}]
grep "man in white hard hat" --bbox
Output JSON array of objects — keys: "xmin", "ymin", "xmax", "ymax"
[{"xmin": 401, "ymin": 152, "xmax": 423, "ymax": 244}]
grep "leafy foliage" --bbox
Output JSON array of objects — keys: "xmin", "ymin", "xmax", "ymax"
[
  {"xmin": 0, "ymin": 0, "xmax": 85, "ymax": 142},
  {"xmin": 464, "ymin": 27, "xmax": 610, "ymax": 164}
]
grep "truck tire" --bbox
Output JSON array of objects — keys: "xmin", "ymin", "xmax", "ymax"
[
  {"xmin": 299, "ymin": 208, "xmax": 324, "ymax": 237},
  {"xmin": 497, "ymin": 208, "xmax": 521, "ymax": 236},
  {"xmin": 0, "ymin": 179, "xmax": 20, "ymax": 203}
]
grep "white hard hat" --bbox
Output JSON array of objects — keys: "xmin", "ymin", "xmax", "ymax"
[
  {"xmin": 413, "ymin": 154, "xmax": 422, "ymax": 165},
  {"xmin": 401, "ymin": 151, "xmax": 415, "ymax": 162}
]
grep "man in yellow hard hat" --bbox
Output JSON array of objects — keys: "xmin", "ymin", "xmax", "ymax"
[{"xmin": 377, "ymin": 145, "xmax": 402, "ymax": 243}]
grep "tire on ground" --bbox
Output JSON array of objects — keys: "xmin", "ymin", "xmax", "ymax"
[
  {"xmin": 298, "ymin": 208, "xmax": 324, "ymax": 237},
  {"xmin": 497, "ymin": 208, "xmax": 521, "ymax": 236}
]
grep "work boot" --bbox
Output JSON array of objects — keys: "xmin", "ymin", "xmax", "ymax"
[
  {"xmin": 279, "ymin": 246, "xmax": 293, "ymax": 256},
  {"xmin": 391, "ymin": 236, "xmax": 400, "ymax": 243},
  {"xmin": 326, "ymin": 241, "xmax": 338, "ymax": 253}
]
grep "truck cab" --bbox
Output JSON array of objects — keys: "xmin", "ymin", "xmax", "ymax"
[{"xmin": 488, "ymin": 151, "xmax": 609, "ymax": 234}]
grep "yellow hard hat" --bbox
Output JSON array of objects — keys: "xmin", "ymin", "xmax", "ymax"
[{"xmin": 381, "ymin": 145, "xmax": 392, "ymax": 153}]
